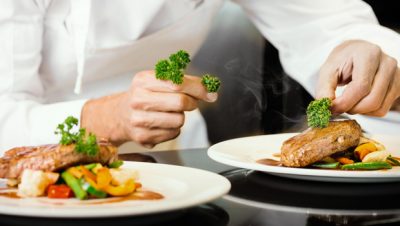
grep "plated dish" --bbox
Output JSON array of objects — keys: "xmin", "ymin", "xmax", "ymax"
[
  {"xmin": 208, "ymin": 132, "xmax": 400, "ymax": 182},
  {"xmin": 0, "ymin": 116, "xmax": 230, "ymax": 217},
  {"xmin": 0, "ymin": 161, "xmax": 230, "ymax": 218}
]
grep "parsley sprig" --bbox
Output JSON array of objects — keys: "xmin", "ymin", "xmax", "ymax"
[
  {"xmin": 155, "ymin": 50, "xmax": 221, "ymax": 92},
  {"xmin": 55, "ymin": 116, "xmax": 99, "ymax": 156},
  {"xmin": 201, "ymin": 74, "xmax": 221, "ymax": 93},
  {"xmin": 306, "ymin": 98, "xmax": 332, "ymax": 128},
  {"xmin": 155, "ymin": 50, "xmax": 190, "ymax": 85}
]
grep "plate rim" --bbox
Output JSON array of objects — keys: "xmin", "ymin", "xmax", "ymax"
[
  {"xmin": 208, "ymin": 133, "xmax": 400, "ymax": 182},
  {"xmin": 0, "ymin": 161, "xmax": 231, "ymax": 218}
]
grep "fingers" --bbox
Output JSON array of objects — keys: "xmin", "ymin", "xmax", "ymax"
[
  {"xmin": 330, "ymin": 49, "xmax": 381, "ymax": 114},
  {"xmin": 316, "ymin": 59, "xmax": 346, "ymax": 100},
  {"xmin": 125, "ymin": 70, "xmax": 220, "ymax": 148},
  {"xmin": 129, "ymin": 110, "xmax": 185, "ymax": 129},
  {"xmin": 128, "ymin": 127, "xmax": 181, "ymax": 148},
  {"xmin": 168, "ymin": 75, "xmax": 218, "ymax": 102},
  {"xmin": 133, "ymin": 71, "xmax": 218, "ymax": 102},
  {"xmin": 366, "ymin": 69, "xmax": 400, "ymax": 117},
  {"xmin": 348, "ymin": 55, "xmax": 397, "ymax": 114},
  {"xmin": 130, "ymin": 90, "xmax": 198, "ymax": 112}
]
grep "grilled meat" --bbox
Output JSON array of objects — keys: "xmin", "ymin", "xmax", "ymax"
[
  {"xmin": 281, "ymin": 120, "xmax": 362, "ymax": 167},
  {"xmin": 0, "ymin": 142, "xmax": 118, "ymax": 179}
]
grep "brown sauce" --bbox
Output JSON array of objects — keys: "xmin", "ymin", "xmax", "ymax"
[
  {"xmin": 38, "ymin": 190, "xmax": 164, "ymax": 206},
  {"xmin": 92, "ymin": 191, "xmax": 164, "ymax": 204},
  {"xmin": 256, "ymin": 158, "xmax": 282, "ymax": 166},
  {"xmin": 272, "ymin": 153, "xmax": 281, "ymax": 158},
  {"xmin": 0, "ymin": 191, "xmax": 20, "ymax": 199}
]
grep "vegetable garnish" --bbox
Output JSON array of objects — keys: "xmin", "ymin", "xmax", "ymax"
[
  {"xmin": 155, "ymin": 50, "xmax": 190, "ymax": 85},
  {"xmin": 306, "ymin": 98, "xmax": 332, "ymax": 128},
  {"xmin": 201, "ymin": 74, "xmax": 221, "ymax": 93},
  {"xmin": 341, "ymin": 161, "xmax": 392, "ymax": 170},
  {"xmin": 109, "ymin": 160, "xmax": 124, "ymax": 168},
  {"xmin": 311, "ymin": 162, "xmax": 340, "ymax": 169},
  {"xmin": 55, "ymin": 116, "xmax": 99, "ymax": 156},
  {"xmin": 155, "ymin": 50, "xmax": 221, "ymax": 92}
]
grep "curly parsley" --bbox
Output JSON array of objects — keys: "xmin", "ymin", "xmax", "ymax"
[
  {"xmin": 306, "ymin": 98, "xmax": 332, "ymax": 128},
  {"xmin": 155, "ymin": 50, "xmax": 221, "ymax": 92},
  {"xmin": 55, "ymin": 116, "xmax": 99, "ymax": 156}
]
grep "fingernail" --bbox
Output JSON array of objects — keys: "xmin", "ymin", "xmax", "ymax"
[{"xmin": 206, "ymin": 93, "xmax": 218, "ymax": 102}]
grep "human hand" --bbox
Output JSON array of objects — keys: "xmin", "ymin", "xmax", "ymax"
[
  {"xmin": 81, "ymin": 70, "xmax": 217, "ymax": 148},
  {"xmin": 316, "ymin": 40, "xmax": 400, "ymax": 117}
]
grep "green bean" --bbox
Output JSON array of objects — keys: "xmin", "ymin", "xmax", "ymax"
[
  {"xmin": 61, "ymin": 171, "xmax": 87, "ymax": 200},
  {"xmin": 311, "ymin": 162, "xmax": 340, "ymax": 169},
  {"xmin": 341, "ymin": 161, "xmax": 392, "ymax": 170},
  {"xmin": 109, "ymin": 160, "xmax": 123, "ymax": 168},
  {"xmin": 387, "ymin": 156, "xmax": 400, "ymax": 166},
  {"xmin": 84, "ymin": 163, "xmax": 98, "ymax": 170},
  {"xmin": 81, "ymin": 182, "xmax": 107, "ymax": 198}
]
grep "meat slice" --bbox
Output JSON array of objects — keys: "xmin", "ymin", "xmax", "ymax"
[
  {"xmin": 281, "ymin": 120, "xmax": 362, "ymax": 167},
  {"xmin": 0, "ymin": 142, "xmax": 118, "ymax": 179}
]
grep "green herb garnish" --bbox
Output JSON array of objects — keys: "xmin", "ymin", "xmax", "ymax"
[
  {"xmin": 155, "ymin": 50, "xmax": 221, "ymax": 92},
  {"xmin": 201, "ymin": 74, "xmax": 221, "ymax": 93},
  {"xmin": 155, "ymin": 50, "xmax": 190, "ymax": 85},
  {"xmin": 55, "ymin": 116, "xmax": 99, "ymax": 156},
  {"xmin": 306, "ymin": 98, "xmax": 332, "ymax": 128}
]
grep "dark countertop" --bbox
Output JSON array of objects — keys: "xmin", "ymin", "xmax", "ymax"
[{"xmin": 1, "ymin": 148, "xmax": 400, "ymax": 226}]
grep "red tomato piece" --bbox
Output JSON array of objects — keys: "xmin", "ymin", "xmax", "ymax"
[{"xmin": 47, "ymin": 184, "xmax": 73, "ymax": 199}]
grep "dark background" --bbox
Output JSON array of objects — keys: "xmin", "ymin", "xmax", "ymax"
[{"xmin": 194, "ymin": 0, "xmax": 400, "ymax": 145}]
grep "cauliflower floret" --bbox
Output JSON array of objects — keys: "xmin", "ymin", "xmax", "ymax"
[
  {"xmin": 362, "ymin": 150, "xmax": 391, "ymax": 163},
  {"xmin": 109, "ymin": 168, "xmax": 138, "ymax": 186},
  {"xmin": 17, "ymin": 170, "xmax": 59, "ymax": 197}
]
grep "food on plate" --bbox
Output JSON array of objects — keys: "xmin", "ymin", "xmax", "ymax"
[
  {"xmin": 0, "ymin": 142, "xmax": 117, "ymax": 179},
  {"xmin": 306, "ymin": 98, "xmax": 332, "ymax": 128},
  {"xmin": 272, "ymin": 98, "xmax": 399, "ymax": 171},
  {"xmin": 0, "ymin": 116, "xmax": 163, "ymax": 201},
  {"xmin": 281, "ymin": 120, "xmax": 362, "ymax": 167},
  {"xmin": 278, "ymin": 118, "xmax": 399, "ymax": 171},
  {"xmin": 201, "ymin": 74, "xmax": 221, "ymax": 93},
  {"xmin": 155, "ymin": 50, "xmax": 221, "ymax": 92}
]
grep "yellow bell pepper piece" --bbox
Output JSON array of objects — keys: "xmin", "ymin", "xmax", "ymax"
[
  {"xmin": 80, "ymin": 165, "xmax": 97, "ymax": 182},
  {"xmin": 355, "ymin": 142, "xmax": 378, "ymax": 160},
  {"xmin": 97, "ymin": 167, "xmax": 112, "ymax": 189},
  {"xmin": 104, "ymin": 179, "xmax": 136, "ymax": 196},
  {"xmin": 67, "ymin": 167, "xmax": 83, "ymax": 179},
  {"xmin": 91, "ymin": 163, "xmax": 103, "ymax": 174}
]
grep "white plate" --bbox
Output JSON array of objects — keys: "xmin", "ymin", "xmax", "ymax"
[
  {"xmin": 208, "ymin": 133, "xmax": 400, "ymax": 183},
  {"xmin": 0, "ymin": 162, "xmax": 231, "ymax": 218}
]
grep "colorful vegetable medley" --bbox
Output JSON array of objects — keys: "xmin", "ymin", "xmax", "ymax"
[
  {"xmin": 311, "ymin": 137, "xmax": 399, "ymax": 170},
  {"xmin": 17, "ymin": 161, "xmax": 142, "ymax": 199}
]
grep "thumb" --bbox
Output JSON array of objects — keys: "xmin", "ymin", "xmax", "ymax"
[
  {"xmin": 171, "ymin": 75, "xmax": 218, "ymax": 103},
  {"xmin": 316, "ymin": 67, "xmax": 339, "ymax": 100}
]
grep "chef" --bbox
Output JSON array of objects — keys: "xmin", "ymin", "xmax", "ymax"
[{"xmin": 0, "ymin": 0, "xmax": 399, "ymax": 152}]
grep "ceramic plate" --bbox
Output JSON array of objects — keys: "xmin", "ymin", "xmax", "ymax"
[
  {"xmin": 208, "ymin": 133, "xmax": 400, "ymax": 183},
  {"xmin": 0, "ymin": 162, "xmax": 230, "ymax": 218}
]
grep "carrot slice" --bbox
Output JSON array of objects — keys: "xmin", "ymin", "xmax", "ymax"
[
  {"xmin": 336, "ymin": 157, "xmax": 354, "ymax": 165},
  {"xmin": 355, "ymin": 142, "xmax": 378, "ymax": 160}
]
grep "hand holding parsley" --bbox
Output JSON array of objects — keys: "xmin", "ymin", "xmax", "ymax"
[
  {"xmin": 80, "ymin": 51, "xmax": 219, "ymax": 148},
  {"xmin": 155, "ymin": 50, "xmax": 221, "ymax": 92}
]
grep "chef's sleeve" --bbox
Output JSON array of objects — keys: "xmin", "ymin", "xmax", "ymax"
[
  {"xmin": 233, "ymin": 0, "xmax": 400, "ymax": 96},
  {"xmin": 0, "ymin": 1, "xmax": 86, "ymax": 152}
]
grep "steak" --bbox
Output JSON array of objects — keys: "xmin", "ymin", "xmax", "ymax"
[
  {"xmin": 0, "ymin": 142, "xmax": 118, "ymax": 179},
  {"xmin": 281, "ymin": 120, "xmax": 362, "ymax": 167}
]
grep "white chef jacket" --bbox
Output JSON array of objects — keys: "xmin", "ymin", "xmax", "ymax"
[{"xmin": 1, "ymin": 0, "xmax": 399, "ymax": 152}]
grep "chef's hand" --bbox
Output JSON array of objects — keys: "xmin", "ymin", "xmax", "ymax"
[
  {"xmin": 81, "ymin": 70, "xmax": 217, "ymax": 148},
  {"xmin": 316, "ymin": 40, "xmax": 400, "ymax": 117}
]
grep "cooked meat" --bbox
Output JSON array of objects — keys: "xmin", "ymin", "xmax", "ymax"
[
  {"xmin": 281, "ymin": 120, "xmax": 362, "ymax": 167},
  {"xmin": 0, "ymin": 142, "xmax": 118, "ymax": 179}
]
